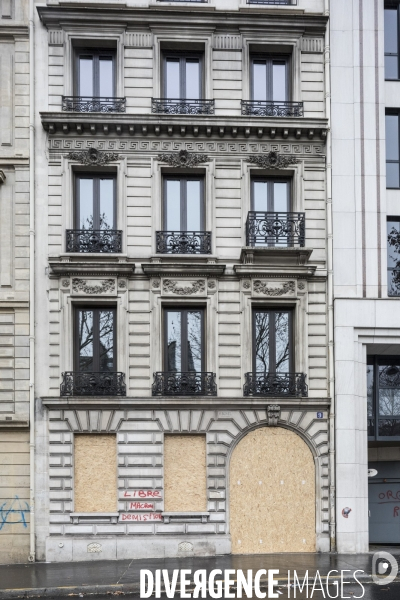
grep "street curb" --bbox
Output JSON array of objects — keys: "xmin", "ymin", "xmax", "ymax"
[{"xmin": 0, "ymin": 574, "xmax": 386, "ymax": 600}]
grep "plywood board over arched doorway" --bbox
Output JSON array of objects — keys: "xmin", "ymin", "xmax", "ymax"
[{"xmin": 229, "ymin": 427, "xmax": 316, "ymax": 554}]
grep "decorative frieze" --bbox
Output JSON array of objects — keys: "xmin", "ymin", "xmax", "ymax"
[
  {"xmin": 124, "ymin": 31, "xmax": 153, "ymax": 48},
  {"xmin": 213, "ymin": 34, "xmax": 242, "ymax": 50},
  {"xmin": 48, "ymin": 29, "xmax": 64, "ymax": 46},
  {"xmin": 301, "ymin": 37, "xmax": 324, "ymax": 53},
  {"xmin": 246, "ymin": 151, "xmax": 299, "ymax": 169},
  {"xmin": 253, "ymin": 280, "xmax": 296, "ymax": 296},
  {"xmin": 71, "ymin": 278, "xmax": 116, "ymax": 295},
  {"xmin": 163, "ymin": 279, "xmax": 206, "ymax": 296},
  {"xmin": 157, "ymin": 149, "xmax": 209, "ymax": 168},
  {"xmin": 66, "ymin": 147, "xmax": 119, "ymax": 166}
]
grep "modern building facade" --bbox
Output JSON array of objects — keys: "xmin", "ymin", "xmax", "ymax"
[
  {"xmin": 0, "ymin": 0, "xmax": 32, "ymax": 564},
  {"xmin": 331, "ymin": 0, "xmax": 400, "ymax": 553},
  {"xmin": 33, "ymin": 0, "xmax": 333, "ymax": 561}
]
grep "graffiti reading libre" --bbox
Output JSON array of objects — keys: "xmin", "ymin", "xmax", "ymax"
[
  {"xmin": 0, "ymin": 496, "xmax": 30, "ymax": 530},
  {"xmin": 123, "ymin": 490, "xmax": 161, "ymax": 498}
]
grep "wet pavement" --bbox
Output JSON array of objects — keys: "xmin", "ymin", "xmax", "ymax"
[{"xmin": 1, "ymin": 551, "xmax": 400, "ymax": 599}]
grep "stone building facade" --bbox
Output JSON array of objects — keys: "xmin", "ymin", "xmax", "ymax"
[
  {"xmin": 0, "ymin": 0, "xmax": 31, "ymax": 564},
  {"xmin": 332, "ymin": 0, "xmax": 400, "ymax": 552},
  {"xmin": 34, "ymin": 0, "xmax": 333, "ymax": 561}
]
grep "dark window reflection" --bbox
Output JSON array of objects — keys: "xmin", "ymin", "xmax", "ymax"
[
  {"xmin": 368, "ymin": 357, "xmax": 400, "ymax": 439},
  {"xmin": 254, "ymin": 309, "xmax": 291, "ymax": 373},
  {"xmin": 387, "ymin": 218, "xmax": 400, "ymax": 295},
  {"xmin": 166, "ymin": 309, "xmax": 203, "ymax": 373},
  {"xmin": 386, "ymin": 114, "xmax": 400, "ymax": 188},
  {"xmin": 385, "ymin": 8, "xmax": 399, "ymax": 80},
  {"xmin": 251, "ymin": 56, "xmax": 289, "ymax": 102},
  {"xmin": 77, "ymin": 308, "xmax": 115, "ymax": 372},
  {"xmin": 76, "ymin": 175, "xmax": 115, "ymax": 231}
]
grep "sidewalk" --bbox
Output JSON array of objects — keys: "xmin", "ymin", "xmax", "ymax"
[{"xmin": 0, "ymin": 550, "xmax": 399, "ymax": 598}]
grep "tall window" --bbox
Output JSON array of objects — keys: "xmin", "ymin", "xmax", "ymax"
[
  {"xmin": 253, "ymin": 309, "xmax": 292, "ymax": 373},
  {"xmin": 75, "ymin": 174, "xmax": 116, "ymax": 230},
  {"xmin": 387, "ymin": 218, "xmax": 400, "ymax": 295},
  {"xmin": 251, "ymin": 56, "xmax": 289, "ymax": 102},
  {"xmin": 386, "ymin": 113, "xmax": 400, "ymax": 188},
  {"xmin": 368, "ymin": 356, "xmax": 400, "ymax": 439},
  {"xmin": 75, "ymin": 48, "xmax": 115, "ymax": 97},
  {"xmin": 385, "ymin": 4, "xmax": 400, "ymax": 80},
  {"xmin": 163, "ymin": 54, "xmax": 202, "ymax": 100},
  {"xmin": 163, "ymin": 176, "xmax": 204, "ymax": 231},
  {"xmin": 252, "ymin": 178, "xmax": 290, "ymax": 212},
  {"xmin": 164, "ymin": 308, "xmax": 204, "ymax": 373},
  {"xmin": 75, "ymin": 308, "xmax": 116, "ymax": 372}
]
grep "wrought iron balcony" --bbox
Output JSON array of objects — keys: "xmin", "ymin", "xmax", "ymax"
[
  {"xmin": 60, "ymin": 372, "xmax": 126, "ymax": 397},
  {"xmin": 241, "ymin": 100, "xmax": 303, "ymax": 117},
  {"xmin": 66, "ymin": 230, "xmax": 122, "ymax": 253},
  {"xmin": 243, "ymin": 373, "xmax": 308, "ymax": 398},
  {"xmin": 156, "ymin": 231, "xmax": 211, "ymax": 254},
  {"xmin": 62, "ymin": 96, "xmax": 126, "ymax": 113},
  {"xmin": 152, "ymin": 372, "xmax": 217, "ymax": 396},
  {"xmin": 152, "ymin": 98, "xmax": 215, "ymax": 115},
  {"xmin": 246, "ymin": 212, "xmax": 305, "ymax": 247},
  {"xmin": 247, "ymin": 0, "xmax": 296, "ymax": 4}
]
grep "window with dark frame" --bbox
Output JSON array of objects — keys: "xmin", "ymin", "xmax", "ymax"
[
  {"xmin": 251, "ymin": 55, "xmax": 289, "ymax": 102},
  {"xmin": 75, "ymin": 174, "xmax": 116, "ymax": 231},
  {"xmin": 251, "ymin": 177, "xmax": 290, "ymax": 213},
  {"xmin": 164, "ymin": 308, "xmax": 204, "ymax": 373},
  {"xmin": 163, "ymin": 53, "xmax": 203, "ymax": 100},
  {"xmin": 385, "ymin": 3, "xmax": 400, "ymax": 80},
  {"xmin": 163, "ymin": 176, "xmax": 204, "ymax": 231},
  {"xmin": 75, "ymin": 307, "xmax": 116, "ymax": 372},
  {"xmin": 75, "ymin": 48, "xmax": 116, "ymax": 98},
  {"xmin": 367, "ymin": 356, "xmax": 400, "ymax": 439},
  {"xmin": 387, "ymin": 217, "xmax": 400, "ymax": 295},
  {"xmin": 386, "ymin": 112, "xmax": 400, "ymax": 188},
  {"xmin": 253, "ymin": 308, "xmax": 292, "ymax": 374}
]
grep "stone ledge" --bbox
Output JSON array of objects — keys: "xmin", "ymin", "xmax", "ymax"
[
  {"xmin": 142, "ymin": 262, "xmax": 225, "ymax": 277},
  {"xmin": 70, "ymin": 513, "xmax": 119, "ymax": 524},
  {"xmin": 163, "ymin": 512, "xmax": 210, "ymax": 524},
  {"xmin": 240, "ymin": 246, "xmax": 314, "ymax": 267},
  {"xmin": 49, "ymin": 256, "xmax": 135, "ymax": 277}
]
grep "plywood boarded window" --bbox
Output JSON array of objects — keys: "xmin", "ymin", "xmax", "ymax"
[
  {"xmin": 74, "ymin": 434, "xmax": 117, "ymax": 513},
  {"xmin": 164, "ymin": 435, "xmax": 207, "ymax": 512}
]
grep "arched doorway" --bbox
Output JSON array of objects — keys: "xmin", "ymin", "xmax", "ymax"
[{"xmin": 229, "ymin": 427, "xmax": 316, "ymax": 554}]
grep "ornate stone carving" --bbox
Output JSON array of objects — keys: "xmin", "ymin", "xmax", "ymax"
[
  {"xmin": 87, "ymin": 542, "xmax": 102, "ymax": 553},
  {"xmin": 253, "ymin": 280, "xmax": 295, "ymax": 296},
  {"xmin": 267, "ymin": 405, "xmax": 281, "ymax": 427},
  {"xmin": 72, "ymin": 278, "xmax": 115, "ymax": 294},
  {"xmin": 61, "ymin": 279, "xmax": 70, "ymax": 288},
  {"xmin": 163, "ymin": 279, "xmax": 205, "ymax": 296},
  {"xmin": 242, "ymin": 280, "xmax": 251, "ymax": 289},
  {"xmin": 246, "ymin": 151, "xmax": 298, "ymax": 169},
  {"xmin": 298, "ymin": 281, "xmax": 306, "ymax": 290},
  {"xmin": 208, "ymin": 280, "xmax": 216, "ymax": 290},
  {"xmin": 0, "ymin": 170, "xmax": 6, "ymax": 184},
  {"xmin": 152, "ymin": 279, "xmax": 161, "ymax": 289},
  {"xmin": 118, "ymin": 280, "xmax": 127, "ymax": 289},
  {"xmin": 157, "ymin": 149, "xmax": 209, "ymax": 168},
  {"xmin": 66, "ymin": 147, "xmax": 119, "ymax": 166}
]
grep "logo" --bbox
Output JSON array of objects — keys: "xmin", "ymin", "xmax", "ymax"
[{"xmin": 372, "ymin": 551, "xmax": 399, "ymax": 585}]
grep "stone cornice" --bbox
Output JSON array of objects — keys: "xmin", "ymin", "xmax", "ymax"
[
  {"xmin": 37, "ymin": 6, "xmax": 328, "ymax": 35},
  {"xmin": 0, "ymin": 25, "xmax": 29, "ymax": 40},
  {"xmin": 49, "ymin": 256, "xmax": 135, "ymax": 277},
  {"xmin": 41, "ymin": 112, "xmax": 328, "ymax": 142},
  {"xmin": 141, "ymin": 262, "xmax": 226, "ymax": 277}
]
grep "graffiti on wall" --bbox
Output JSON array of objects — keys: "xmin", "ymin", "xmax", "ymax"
[{"xmin": 0, "ymin": 496, "xmax": 30, "ymax": 531}]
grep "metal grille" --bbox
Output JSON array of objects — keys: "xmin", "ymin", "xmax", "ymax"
[
  {"xmin": 246, "ymin": 212, "xmax": 305, "ymax": 247},
  {"xmin": 241, "ymin": 100, "xmax": 303, "ymax": 117},
  {"xmin": 152, "ymin": 372, "xmax": 217, "ymax": 396},
  {"xmin": 156, "ymin": 231, "xmax": 211, "ymax": 254},
  {"xmin": 152, "ymin": 98, "xmax": 214, "ymax": 115},
  {"xmin": 66, "ymin": 230, "xmax": 122, "ymax": 253},
  {"xmin": 243, "ymin": 372, "xmax": 308, "ymax": 397},
  {"xmin": 62, "ymin": 97, "xmax": 126, "ymax": 113},
  {"xmin": 246, "ymin": 0, "xmax": 296, "ymax": 4},
  {"xmin": 60, "ymin": 372, "xmax": 126, "ymax": 396}
]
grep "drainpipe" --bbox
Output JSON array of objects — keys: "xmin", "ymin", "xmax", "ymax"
[
  {"xmin": 28, "ymin": 0, "xmax": 35, "ymax": 563},
  {"xmin": 324, "ymin": 0, "xmax": 336, "ymax": 553}
]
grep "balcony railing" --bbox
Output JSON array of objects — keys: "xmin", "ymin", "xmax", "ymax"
[
  {"xmin": 243, "ymin": 372, "xmax": 308, "ymax": 398},
  {"xmin": 62, "ymin": 97, "xmax": 126, "ymax": 113},
  {"xmin": 152, "ymin": 98, "xmax": 215, "ymax": 115},
  {"xmin": 241, "ymin": 100, "xmax": 303, "ymax": 117},
  {"xmin": 246, "ymin": 212, "xmax": 305, "ymax": 247},
  {"xmin": 66, "ymin": 230, "xmax": 122, "ymax": 253},
  {"xmin": 60, "ymin": 372, "xmax": 126, "ymax": 397},
  {"xmin": 156, "ymin": 231, "xmax": 211, "ymax": 254},
  {"xmin": 152, "ymin": 372, "xmax": 217, "ymax": 396},
  {"xmin": 247, "ymin": 0, "xmax": 296, "ymax": 5}
]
